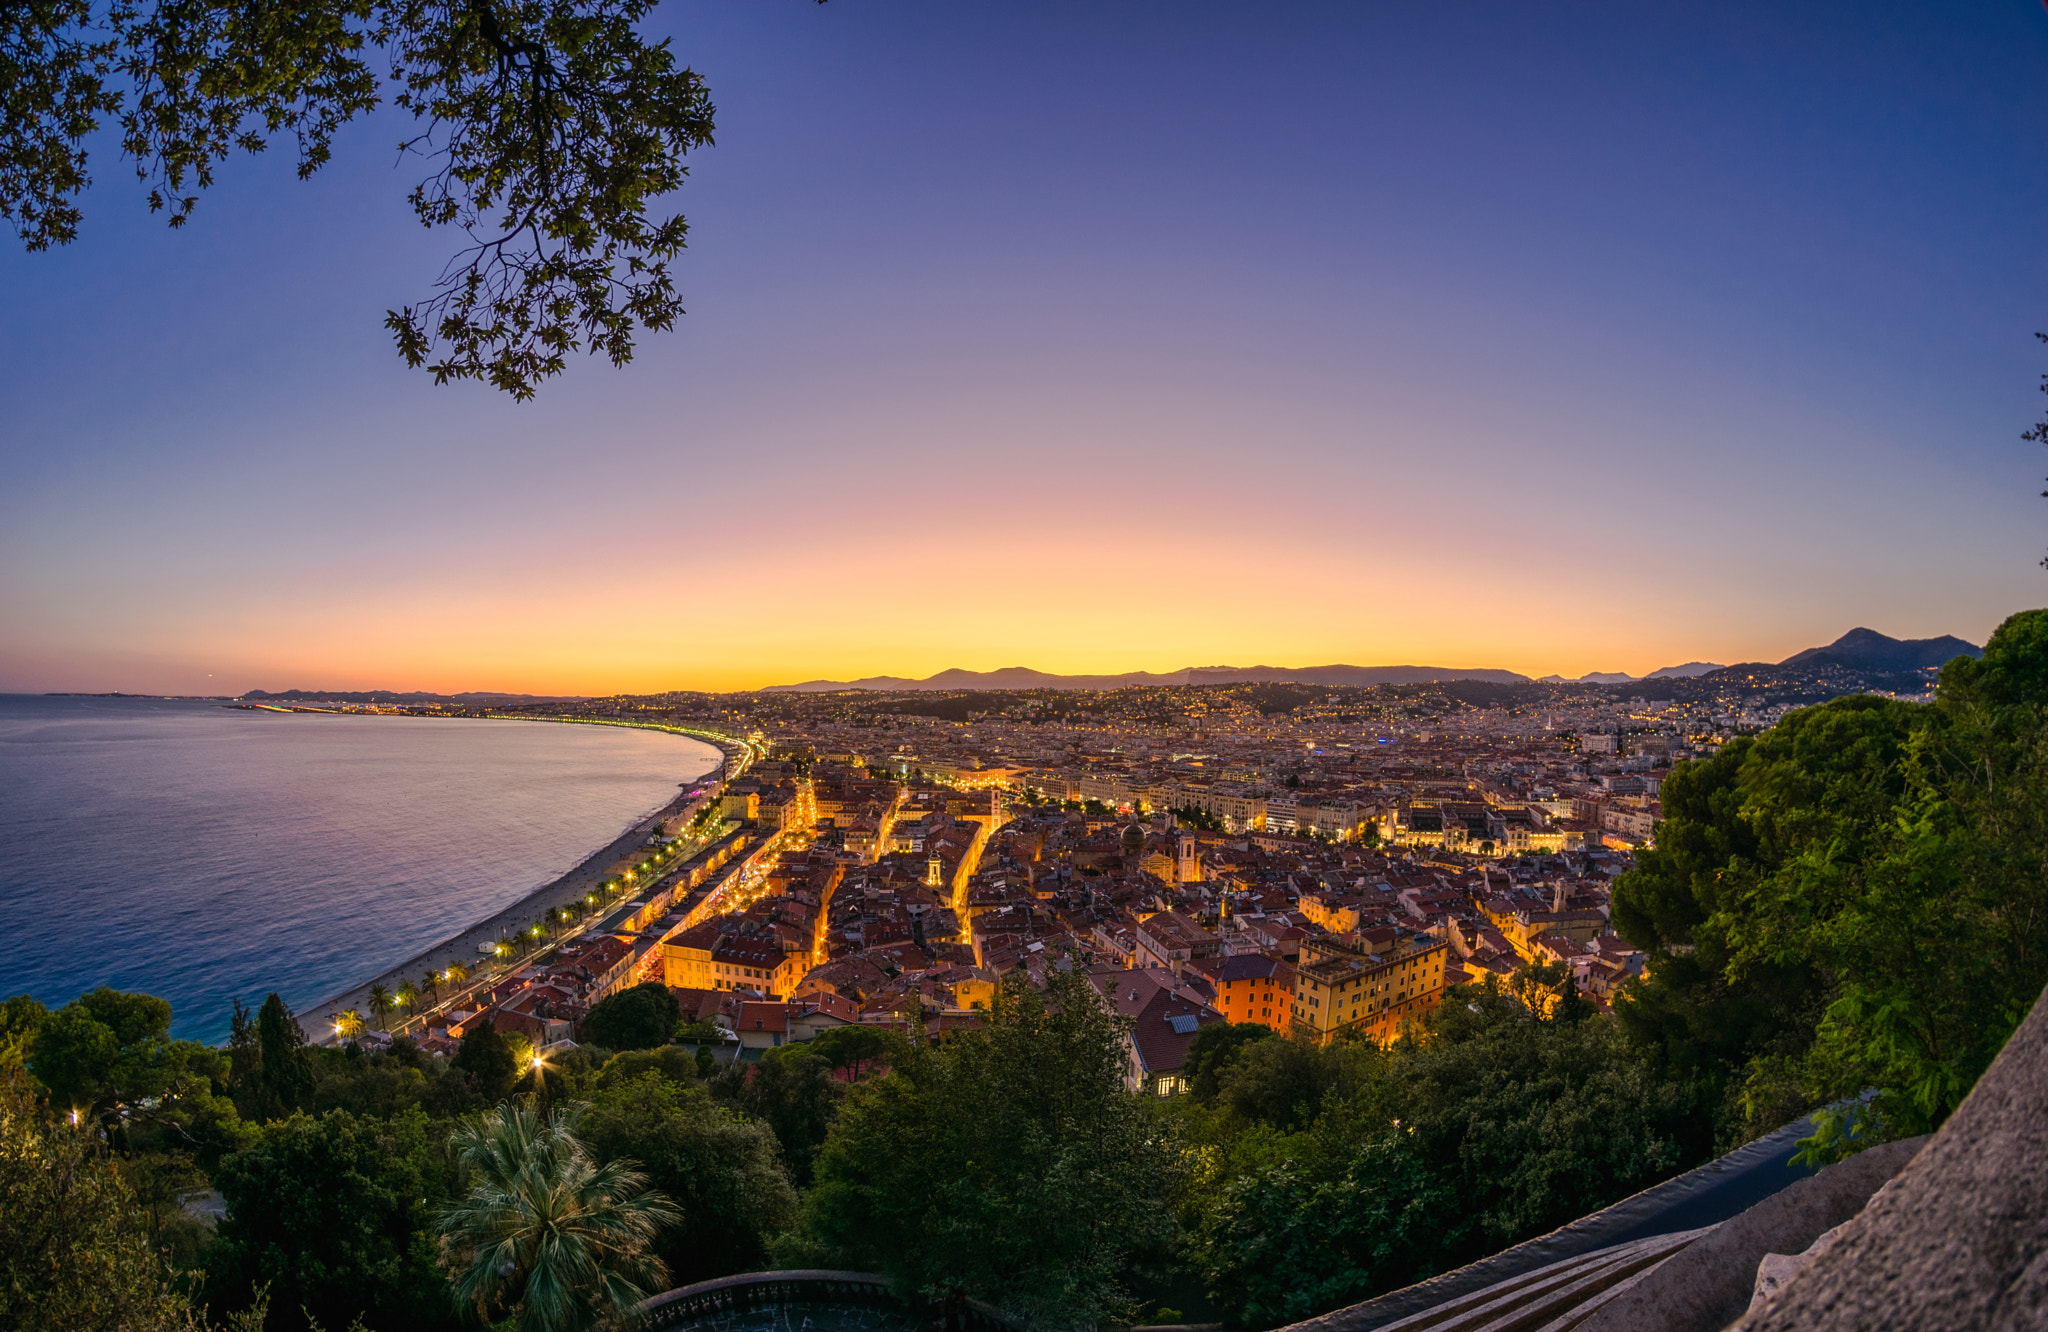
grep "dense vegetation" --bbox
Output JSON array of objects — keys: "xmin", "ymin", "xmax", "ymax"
[
  {"xmin": 794, "ymin": 971, "xmax": 1178, "ymax": 1330},
  {"xmin": 1170, "ymin": 990, "xmax": 1701, "ymax": 1326},
  {"xmin": 5, "ymin": 610, "xmax": 2045, "ymax": 1332},
  {"xmin": 1612, "ymin": 609, "xmax": 2048, "ymax": 1155}
]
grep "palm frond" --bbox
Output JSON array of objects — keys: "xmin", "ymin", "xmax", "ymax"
[{"xmin": 440, "ymin": 1099, "xmax": 680, "ymax": 1332}]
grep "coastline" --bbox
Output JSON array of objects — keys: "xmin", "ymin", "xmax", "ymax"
[{"xmin": 297, "ymin": 720, "xmax": 747, "ymax": 1040}]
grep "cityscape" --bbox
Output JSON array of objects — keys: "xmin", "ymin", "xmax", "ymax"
[
  {"xmin": 4, "ymin": 2, "xmax": 2047, "ymax": 1332},
  {"xmin": 295, "ymin": 631, "xmax": 1955, "ymax": 1084}
]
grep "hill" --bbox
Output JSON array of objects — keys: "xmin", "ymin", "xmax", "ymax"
[
  {"xmin": 1646, "ymin": 661, "xmax": 1724, "ymax": 679},
  {"xmin": 763, "ymin": 663, "xmax": 1532, "ymax": 693},
  {"xmin": 1779, "ymin": 628, "xmax": 1981, "ymax": 672}
]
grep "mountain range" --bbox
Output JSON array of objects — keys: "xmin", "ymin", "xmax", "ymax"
[
  {"xmin": 238, "ymin": 689, "xmax": 576, "ymax": 704},
  {"xmin": 762, "ymin": 664, "xmax": 1532, "ymax": 693},
  {"xmin": 1778, "ymin": 627, "xmax": 1982, "ymax": 672},
  {"xmin": 762, "ymin": 629, "xmax": 1982, "ymax": 693},
  {"xmin": 1537, "ymin": 662, "xmax": 1725, "ymax": 684}
]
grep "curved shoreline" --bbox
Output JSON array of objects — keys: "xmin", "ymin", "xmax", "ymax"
[{"xmin": 298, "ymin": 720, "xmax": 745, "ymax": 1040}]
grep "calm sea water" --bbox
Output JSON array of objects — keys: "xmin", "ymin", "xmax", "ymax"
[{"xmin": 0, "ymin": 696, "xmax": 720, "ymax": 1041}]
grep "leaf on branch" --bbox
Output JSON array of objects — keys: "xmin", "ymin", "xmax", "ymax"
[
  {"xmin": 116, "ymin": 0, "xmax": 380, "ymax": 227},
  {"xmin": 0, "ymin": 0, "xmax": 127, "ymax": 250},
  {"xmin": 383, "ymin": 0, "xmax": 716, "ymax": 399},
  {"xmin": 4, "ymin": 0, "xmax": 722, "ymax": 398}
]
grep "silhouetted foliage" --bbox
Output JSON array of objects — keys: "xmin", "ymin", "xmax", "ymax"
[
  {"xmin": 805, "ymin": 1023, "xmax": 906, "ymax": 1079},
  {"xmin": 253, "ymin": 994, "xmax": 313, "ymax": 1121},
  {"xmin": 593, "ymin": 1044, "xmax": 703, "ymax": 1088},
  {"xmin": 1, "ymin": 0, "xmax": 752, "ymax": 397},
  {"xmin": 1180, "ymin": 1022, "xmax": 1274, "ymax": 1104},
  {"xmin": 26, "ymin": 987, "xmax": 237, "ymax": 1155},
  {"xmin": 580, "ymin": 982, "xmax": 679, "ymax": 1051},
  {"xmin": 451, "ymin": 1022, "xmax": 519, "ymax": 1103}
]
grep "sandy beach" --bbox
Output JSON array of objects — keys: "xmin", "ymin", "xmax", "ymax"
[{"xmin": 300, "ymin": 727, "xmax": 743, "ymax": 1040}]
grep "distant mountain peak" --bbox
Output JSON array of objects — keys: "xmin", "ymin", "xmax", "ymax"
[
  {"xmin": 1646, "ymin": 661, "xmax": 1725, "ymax": 680},
  {"xmin": 1780, "ymin": 628, "xmax": 1981, "ymax": 672}
]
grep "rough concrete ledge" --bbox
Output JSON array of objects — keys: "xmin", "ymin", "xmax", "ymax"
[
  {"xmin": 1575, "ymin": 1135, "xmax": 1926, "ymax": 1332},
  {"xmin": 1732, "ymin": 979, "xmax": 2048, "ymax": 1332}
]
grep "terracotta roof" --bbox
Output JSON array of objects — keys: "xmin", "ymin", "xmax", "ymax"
[{"xmin": 736, "ymin": 1001, "xmax": 791, "ymax": 1033}]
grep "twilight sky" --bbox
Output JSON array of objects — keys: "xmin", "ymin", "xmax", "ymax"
[{"xmin": 3, "ymin": 0, "xmax": 2046, "ymax": 694}]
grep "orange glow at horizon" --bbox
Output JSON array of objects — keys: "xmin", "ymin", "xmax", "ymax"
[{"xmin": 1, "ymin": 513, "xmax": 1980, "ymax": 697}]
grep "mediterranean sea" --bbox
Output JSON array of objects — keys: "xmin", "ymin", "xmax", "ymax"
[{"xmin": 0, "ymin": 695, "xmax": 721, "ymax": 1042}]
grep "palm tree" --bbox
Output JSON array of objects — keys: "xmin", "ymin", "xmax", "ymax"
[
  {"xmin": 440, "ymin": 1101, "xmax": 678, "ymax": 1332},
  {"xmin": 334, "ymin": 1009, "xmax": 366, "ymax": 1039},
  {"xmin": 421, "ymin": 972, "xmax": 442, "ymax": 1007},
  {"xmin": 445, "ymin": 962, "xmax": 471, "ymax": 988},
  {"xmin": 368, "ymin": 984, "xmax": 393, "ymax": 1029},
  {"xmin": 395, "ymin": 981, "xmax": 419, "ymax": 1019}
]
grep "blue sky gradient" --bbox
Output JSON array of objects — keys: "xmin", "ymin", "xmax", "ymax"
[{"xmin": 3, "ymin": 0, "xmax": 2045, "ymax": 691}]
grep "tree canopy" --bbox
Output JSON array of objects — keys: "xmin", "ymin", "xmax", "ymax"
[
  {"xmin": 0, "ymin": 1070, "xmax": 195, "ymax": 1332},
  {"xmin": 451, "ymin": 1021, "xmax": 520, "ymax": 1102},
  {"xmin": 1613, "ymin": 609, "xmax": 2048, "ymax": 1151},
  {"xmin": 579, "ymin": 981, "xmax": 679, "ymax": 1051},
  {"xmin": 1, "ymin": 0, "xmax": 746, "ymax": 397},
  {"xmin": 578, "ymin": 1070, "xmax": 798, "ymax": 1284},
  {"xmin": 1180, "ymin": 990, "xmax": 1705, "ymax": 1327},
  {"xmin": 203, "ymin": 1107, "xmax": 460, "ymax": 1332},
  {"xmin": 798, "ymin": 970, "xmax": 1178, "ymax": 1331}
]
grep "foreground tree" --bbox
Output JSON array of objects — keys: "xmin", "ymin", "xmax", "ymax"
[
  {"xmin": 440, "ymin": 1100, "xmax": 678, "ymax": 1332},
  {"xmin": 27, "ymin": 987, "xmax": 235, "ymax": 1150},
  {"xmin": 1613, "ymin": 610, "xmax": 2048, "ymax": 1151},
  {"xmin": 0, "ymin": 1071, "xmax": 194, "ymax": 1332},
  {"xmin": 1178, "ymin": 1021, "xmax": 1275, "ymax": 1105},
  {"xmin": 253, "ymin": 994, "xmax": 313, "ymax": 1121},
  {"xmin": 0, "ymin": 995, "xmax": 47, "ymax": 1071},
  {"xmin": 1186, "ymin": 988, "xmax": 1704, "ymax": 1326},
  {"xmin": 204, "ymin": 1107, "xmax": 459, "ymax": 1332},
  {"xmin": 799, "ymin": 970, "xmax": 1178, "ymax": 1331},
  {"xmin": 802, "ymin": 1022, "xmax": 906, "ymax": 1081},
  {"xmin": 711, "ymin": 1044, "xmax": 841, "ymax": 1185},
  {"xmin": 2, "ymin": 0, "xmax": 730, "ymax": 397},
  {"xmin": 579, "ymin": 1071, "xmax": 798, "ymax": 1285}
]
